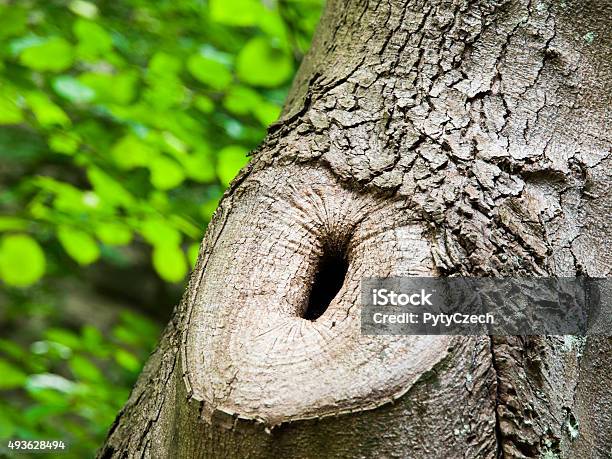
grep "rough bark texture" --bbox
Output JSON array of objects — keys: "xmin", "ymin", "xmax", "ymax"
[{"xmin": 99, "ymin": 0, "xmax": 611, "ymax": 457}]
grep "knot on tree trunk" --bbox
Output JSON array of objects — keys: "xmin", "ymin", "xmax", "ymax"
[{"xmin": 182, "ymin": 164, "xmax": 452, "ymax": 427}]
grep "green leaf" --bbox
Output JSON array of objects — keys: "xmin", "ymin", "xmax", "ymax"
[
  {"xmin": 111, "ymin": 134, "xmax": 156, "ymax": 169},
  {"xmin": 73, "ymin": 19, "xmax": 113, "ymax": 58},
  {"xmin": 181, "ymin": 149, "xmax": 216, "ymax": 183},
  {"xmin": 254, "ymin": 100, "xmax": 282, "ymax": 126},
  {"xmin": 26, "ymin": 92, "xmax": 71, "ymax": 127},
  {"xmin": 145, "ymin": 76, "xmax": 186, "ymax": 109},
  {"xmin": 87, "ymin": 167, "xmax": 134, "ymax": 207},
  {"xmin": 57, "ymin": 226, "xmax": 100, "ymax": 265},
  {"xmin": 148, "ymin": 52, "xmax": 181, "ymax": 76},
  {"xmin": 36, "ymin": 177, "xmax": 96, "ymax": 213},
  {"xmin": 81, "ymin": 325, "xmax": 104, "ymax": 351},
  {"xmin": 45, "ymin": 328, "xmax": 82, "ymax": 350},
  {"xmin": 0, "ymin": 359, "xmax": 27, "ymax": 389},
  {"xmin": 149, "ymin": 155, "xmax": 185, "ymax": 190},
  {"xmin": 48, "ymin": 131, "xmax": 80, "ymax": 155},
  {"xmin": 0, "ymin": 217, "xmax": 28, "ymax": 231},
  {"xmin": 52, "ymin": 75, "xmax": 95, "ymax": 104},
  {"xmin": 0, "ymin": 234, "xmax": 46, "ymax": 287},
  {"xmin": 19, "ymin": 37, "xmax": 74, "ymax": 72},
  {"xmin": 169, "ymin": 215, "xmax": 200, "ymax": 239},
  {"xmin": 256, "ymin": 6, "xmax": 288, "ymax": 40},
  {"xmin": 217, "ymin": 145, "xmax": 249, "ymax": 186},
  {"xmin": 236, "ymin": 37, "xmax": 293, "ymax": 87},
  {"xmin": 112, "ymin": 326, "xmax": 137, "ymax": 346},
  {"xmin": 152, "ymin": 244, "xmax": 187, "ymax": 282},
  {"xmin": 59, "ymin": 190, "xmax": 99, "ymax": 212},
  {"xmin": 0, "ymin": 339, "xmax": 29, "ymax": 361},
  {"xmin": 188, "ymin": 242, "xmax": 199, "ymax": 267},
  {"xmin": 161, "ymin": 131, "xmax": 187, "ymax": 154},
  {"xmin": 119, "ymin": 309, "xmax": 159, "ymax": 336},
  {"xmin": 23, "ymin": 403, "xmax": 69, "ymax": 424},
  {"xmin": 80, "ymin": 71, "xmax": 138, "ymax": 105},
  {"xmin": 95, "ymin": 222, "xmax": 132, "ymax": 246},
  {"xmin": 223, "ymin": 86, "xmax": 281, "ymax": 125},
  {"xmin": 200, "ymin": 198, "xmax": 220, "ymax": 221},
  {"xmin": 69, "ymin": 0, "xmax": 99, "ymax": 19},
  {"xmin": 0, "ymin": 6, "xmax": 27, "ymax": 39},
  {"xmin": 223, "ymin": 85, "xmax": 261, "ymax": 115},
  {"xmin": 194, "ymin": 95, "xmax": 214, "ymax": 114},
  {"xmin": 187, "ymin": 54, "xmax": 232, "ymax": 90},
  {"xmin": 31, "ymin": 340, "xmax": 71, "ymax": 359},
  {"xmin": 114, "ymin": 349, "xmax": 140, "ymax": 372},
  {"xmin": 69, "ymin": 355, "xmax": 102, "ymax": 382},
  {"xmin": 118, "ymin": 310, "xmax": 159, "ymax": 341},
  {"xmin": 0, "ymin": 91, "xmax": 24, "ymax": 125},
  {"xmin": 209, "ymin": 0, "xmax": 263, "ymax": 26},
  {"xmin": 140, "ymin": 218, "xmax": 181, "ymax": 247}
]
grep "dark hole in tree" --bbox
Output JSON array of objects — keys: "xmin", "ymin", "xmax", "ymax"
[{"xmin": 303, "ymin": 248, "xmax": 349, "ymax": 321}]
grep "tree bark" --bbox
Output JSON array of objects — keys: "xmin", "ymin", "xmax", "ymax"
[{"xmin": 98, "ymin": 0, "xmax": 611, "ymax": 457}]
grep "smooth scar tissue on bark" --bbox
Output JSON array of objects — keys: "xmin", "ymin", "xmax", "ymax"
[{"xmin": 99, "ymin": 0, "xmax": 611, "ymax": 457}]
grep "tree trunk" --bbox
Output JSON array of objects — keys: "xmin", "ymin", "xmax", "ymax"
[{"xmin": 98, "ymin": 0, "xmax": 611, "ymax": 457}]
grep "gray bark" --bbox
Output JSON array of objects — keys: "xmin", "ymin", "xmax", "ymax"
[{"xmin": 98, "ymin": 0, "xmax": 611, "ymax": 457}]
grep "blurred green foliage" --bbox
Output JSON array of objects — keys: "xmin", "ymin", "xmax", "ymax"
[
  {"xmin": 0, "ymin": 0, "xmax": 323, "ymax": 286},
  {"xmin": 0, "ymin": 0, "xmax": 323, "ymax": 456},
  {"xmin": 0, "ymin": 303, "xmax": 160, "ymax": 457}
]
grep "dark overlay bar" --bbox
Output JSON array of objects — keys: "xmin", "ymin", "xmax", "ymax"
[{"xmin": 361, "ymin": 277, "xmax": 611, "ymax": 336}]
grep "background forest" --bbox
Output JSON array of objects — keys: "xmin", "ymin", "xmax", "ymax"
[{"xmin": 0, "ymin": 0, "xmax": 323, "ymax": 456}]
